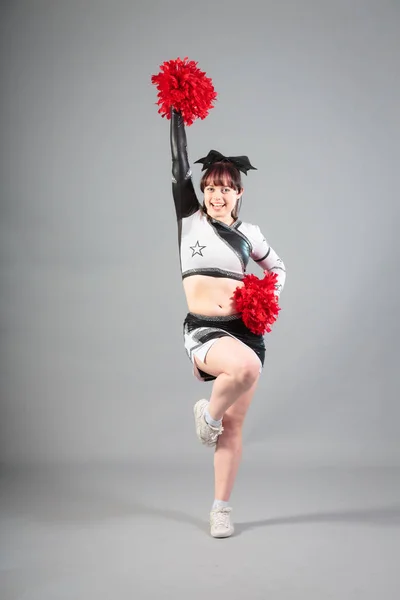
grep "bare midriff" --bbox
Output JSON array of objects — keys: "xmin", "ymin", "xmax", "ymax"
[{"xmin": 183, "ymin": 275, "xmax": 244, "ymax": 316}]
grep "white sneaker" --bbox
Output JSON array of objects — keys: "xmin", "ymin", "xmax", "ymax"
[
  {"xmin": 193, "ymin": 399, "xmax": 223, "ymax": 447},
  {"xmin": 210, "ymin": 507, "xmax": 234, "ymax": 538}
]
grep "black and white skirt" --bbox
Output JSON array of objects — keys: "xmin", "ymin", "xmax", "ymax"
[{"xmin": 183, "ymin": 312, "xmax": 266, "ymax": 382}]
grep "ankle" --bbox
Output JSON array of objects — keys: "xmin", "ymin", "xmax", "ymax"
[
  {"xmin": 212, "ymin": 499, "xmax": 230, "ymax": 510},
  {"xmin": 204, "ymin": 407, "xmax": 222, "ymax": 428}
]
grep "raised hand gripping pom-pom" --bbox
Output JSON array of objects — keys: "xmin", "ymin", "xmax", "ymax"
[
  {"xmin": 233, "ymin": 272, "xmax": 281, "ymax": 335},
  {"xmin": 151, "ymin": 57, "xmax": 217, "ymax": 126}
]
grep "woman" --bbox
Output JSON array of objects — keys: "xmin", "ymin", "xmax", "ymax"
[{"xmin": 170, "ymin": 108, "xmax": 286, "ymax": 538}]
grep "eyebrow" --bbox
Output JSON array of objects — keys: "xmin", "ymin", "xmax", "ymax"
[{"xmin": 206, "ymin": 184, "xmax": 232, "ymax": 188}]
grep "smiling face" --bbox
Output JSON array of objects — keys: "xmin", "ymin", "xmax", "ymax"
[
  {"xmin": 203, "ymin": 184, "xmax": 242, "ymax": 223},
  {"xmin": 200, "ymin": 162, "xmax": 243, "ymax": 225}
]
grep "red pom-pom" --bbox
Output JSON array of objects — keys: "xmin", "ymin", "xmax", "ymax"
[
  {"xmin": 233, "ymin": 272, "xmax": 281, "ymax": 335},
  {"xmin": 151, "ymin": 57, "xmax": 217, "ymax": 126}
]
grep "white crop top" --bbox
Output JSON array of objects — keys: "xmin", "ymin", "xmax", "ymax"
[{"xmin": 179, "ymin": 209, "xmax": 286, "ymax": 295}]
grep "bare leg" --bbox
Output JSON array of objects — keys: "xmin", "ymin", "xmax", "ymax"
[
  {"xmin": 194, "ymin": 336, "xmax": 262, "ymax": 499},
  {"xmin": 195, "ymin": 336, "xmax": 261, "ymax": 422},
  {"xmin": 213, "ymin": 378, "xmax": 259, "ymax": 501}
]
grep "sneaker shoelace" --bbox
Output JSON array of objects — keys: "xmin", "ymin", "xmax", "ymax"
[{"xmin": 212, "ymin": 508, "xmax": 231, "ymax": 529}]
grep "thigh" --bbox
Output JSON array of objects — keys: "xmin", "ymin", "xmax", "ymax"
[{"xmin": 194, "ymin": 335, "xmax": 262, "ymax": 379}]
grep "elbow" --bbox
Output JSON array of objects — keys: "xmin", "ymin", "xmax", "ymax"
[{"xmin": 172, "ymin": 159, "xmax": 191, "ymax": 183}]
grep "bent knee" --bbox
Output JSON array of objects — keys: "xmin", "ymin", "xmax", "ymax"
[
  {"xmin": 199, "ymin": 337, "xmax": 262, "ymax": 382},
  {"xmin": 231, "ymin": 358, "xmax": 260, "ymax": 387}
]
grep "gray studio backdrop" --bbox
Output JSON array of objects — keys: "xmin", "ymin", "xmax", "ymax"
[{"xmin": 1, "ymin": 0, "xmax": 399, "ymax": 468}]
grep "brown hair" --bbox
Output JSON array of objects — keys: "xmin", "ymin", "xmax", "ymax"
[{"xmin": 199, "ymin": 162, "xmax": 243, "ymax": 220}]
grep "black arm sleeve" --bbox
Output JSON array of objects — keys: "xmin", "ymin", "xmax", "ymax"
[{"xmin": 170, "ymin": 108, "xmax": 200, "ymax": 220}]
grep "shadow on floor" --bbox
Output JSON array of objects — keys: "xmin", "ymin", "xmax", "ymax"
[
  {"xmin": 234, "ymin": 504, "xmax": 400, "ymax": 535},
  {"xmin": 1, "ymin": 467, "xmax": 400, "ymax": 535}
]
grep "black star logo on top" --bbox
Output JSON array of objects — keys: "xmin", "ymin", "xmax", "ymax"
[{"xmin": 190, "ymin": 241, "xmax": 206, "ymax": 257}]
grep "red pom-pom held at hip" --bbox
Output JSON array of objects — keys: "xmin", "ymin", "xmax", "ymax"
[{"xmin": 232, "ymin": 271, "xmax": 281, "ymax": 335}]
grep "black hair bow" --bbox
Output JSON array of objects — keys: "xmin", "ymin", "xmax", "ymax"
[{"xmin": 194, "ymin": 149, "xmax": 257, "ymax": 175}]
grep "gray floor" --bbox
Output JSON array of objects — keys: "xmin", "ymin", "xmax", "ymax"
[{"xmin": 1, "ymin": 462, "xmax": 400, "ymax": 599}]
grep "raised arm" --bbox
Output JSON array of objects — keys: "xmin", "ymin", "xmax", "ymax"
[{"xmin": 170, "ymin": 108, "xmax": 200, "ymax": 220}]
